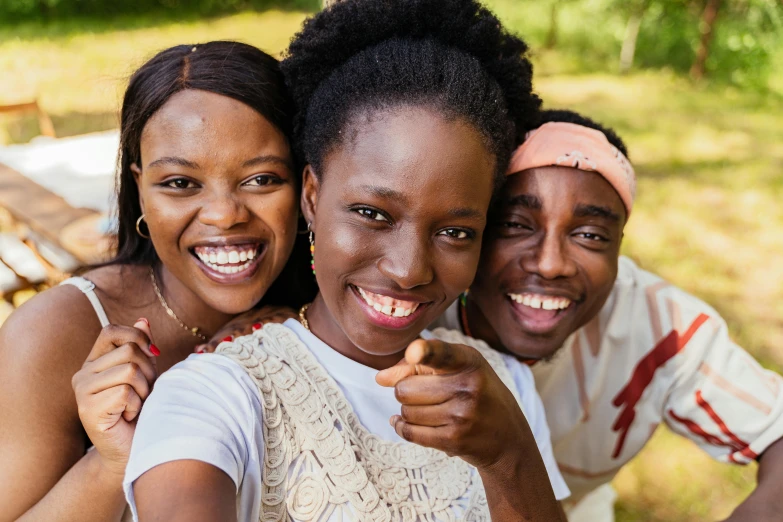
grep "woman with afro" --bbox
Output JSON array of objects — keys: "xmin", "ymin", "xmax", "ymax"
[{"xmin": 123, "ymin": 0, "xmax": 570, "ymax": 520}]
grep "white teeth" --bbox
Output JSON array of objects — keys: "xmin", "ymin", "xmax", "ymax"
[
  {"xmin": 195, "ymin": 246, "xmax": 259, "ymax": 273},
  {"xmin": 508, "ymin": 293, "xmax": 572, "ymax": 311},
  {"xmin": 357, "ymin": 286, "xmax": 419, "ymax": 318}
]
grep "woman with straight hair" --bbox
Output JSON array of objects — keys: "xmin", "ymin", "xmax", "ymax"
[
  {"xmin": 127, "ymin": 1, "xmax": 569, "ymax": 520},
  {"xmin": 0, "ymin": 41, "xmax": 314, "ymax": 522}
]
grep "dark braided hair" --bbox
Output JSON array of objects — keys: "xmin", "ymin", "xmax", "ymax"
[
  {"xmin": 280, "ymin": 0, "xmax": 541, "ymax": 187},
  {"xmin": 539, "ymin": 109, "xmax": 630, "ymax": 158}
]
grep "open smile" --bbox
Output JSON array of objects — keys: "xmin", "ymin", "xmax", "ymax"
[
  {"xmin": 351, "ymin": 285, "xmax": 430, "ymax": 329},
  {"xmin": 190, "ymin": 243, "xmax": 266, "ymax": 284},
  {"xmin": 506, "ymin": 291, "xmax": 576, "ymax": 335}
]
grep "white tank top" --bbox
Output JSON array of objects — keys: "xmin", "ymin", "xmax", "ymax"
[{"xmin": 60, "ymin": 276, "xmax": 110, "ymax": 327}]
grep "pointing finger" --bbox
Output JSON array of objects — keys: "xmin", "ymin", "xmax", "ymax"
[
  {"xmin": 405, "ymin": 339, "xmax": 483, "ymax": 375},
  {"xmin": 376, "ymin": 357, "xmax": 415, "ymax": 387}
]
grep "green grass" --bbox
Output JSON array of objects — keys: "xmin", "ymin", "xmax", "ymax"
[{"xmin": 1, "ymin": 4, "xmax": 782, "ymax": 520}]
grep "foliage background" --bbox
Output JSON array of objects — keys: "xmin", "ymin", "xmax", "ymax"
[{"xmin": 1, "ymin": 0, "xmax": 782, "ymax": 520}]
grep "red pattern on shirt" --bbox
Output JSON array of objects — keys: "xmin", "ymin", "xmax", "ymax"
[{"xmin": 611, "ymin": 313, "xmax": 710, "ymax": 458}]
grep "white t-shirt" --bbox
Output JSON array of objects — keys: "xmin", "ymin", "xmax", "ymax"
[
  {"xmin": 124, "ymin": 319, "xmax": 569, "ymax": 521},
  {"xmin": 431, "ymin": 256, "xmax": 783, "ymax": 511}
]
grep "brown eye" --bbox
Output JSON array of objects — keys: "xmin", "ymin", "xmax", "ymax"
[
  {"xmin": 165, "ymin": 178, "xmax": 196, "ymax": 189},
  {"xmin": 577, "ymin": 232, "xmax": 608, "ymax": 242},
  {"xmin": 243, "ymin": 174, "xmax": 279, "ymax": 187},
  {"xmin": 438, "ymin": 228, "xmax": 472, "ymax": 239},
  {"xmin": 356, "ymin": 208, "xmax": 387, "ymax": 222}
]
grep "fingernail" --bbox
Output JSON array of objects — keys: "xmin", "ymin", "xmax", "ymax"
[
  {"xmin": 252, "ymin": 323, "xmax": 262, "ymax": 331},
  {"xmin": 222, "ymin": 336, "xmax": 233, "ymax": 342},
  {"xmin": 150, "ymin": 344, "xmax": 161, "ymax": 357},
  {"xmin": 137, "ymin": 318, "xmax": 150, "ymax": 327},
  {"xmin": 195, "ymin": 347, "xmax": 204, "ymax": 354}
]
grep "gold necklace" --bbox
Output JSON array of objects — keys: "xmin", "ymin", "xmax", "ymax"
[
  {"xmin": 149, "ymin": 267, "xmax": 207, "ymax": 341},
  {"xmin": 298, "ymin": 303, "xmax": 311, "ymax": 330}
]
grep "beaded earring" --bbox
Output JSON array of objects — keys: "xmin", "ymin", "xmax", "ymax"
[{"xmin": 308, "ymin": 222, "xmax": 315, "ymax": 275}]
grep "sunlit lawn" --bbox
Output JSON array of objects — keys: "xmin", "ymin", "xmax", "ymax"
[{"xmin": 2, "ymin": 6, "xmax": 782, "ymax": 521}]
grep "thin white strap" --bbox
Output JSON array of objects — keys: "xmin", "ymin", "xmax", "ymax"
[{"xmin": 60, "ymin": 277, "xmax": 110, "ymax": 328}]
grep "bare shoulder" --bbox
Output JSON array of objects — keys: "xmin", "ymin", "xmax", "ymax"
[
  {"xmin": 0, "ymin": 282, "xmax": 104, "ymax": 375},
  {"xmin": 0, "ymin": 263, "xmax": 151, "ymax": 386}
]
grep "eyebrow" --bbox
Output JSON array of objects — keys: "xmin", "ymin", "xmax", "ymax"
[
  {"xmin": 242, "ymin": 155, "xmax": 292, "ymax": 169},
  {"xmin": 573, "ymin": 203, "xmax": 621, "ymax": 222},
  {"xmin": 360, "ymin": 184, "xmax": 484, "ymax": 220},
  {"xmin": 505, "ymin": 194, "xmax": 542, "ymax": 210},
  {"xmin": 147, "ymin": 156, "xmax": 200, "ymax": 169},
  {"xmin": 361, "ymin": 184, "xmax": 406, "ymax": 203}
]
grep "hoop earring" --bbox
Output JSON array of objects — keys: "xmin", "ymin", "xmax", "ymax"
[
  {"xmin": 308, "ymin": 222, "xmax": 315, "ymax": 275},
  {"xmin": 135, "ymin": 214, "xmax": 150, "ymax": 239}
]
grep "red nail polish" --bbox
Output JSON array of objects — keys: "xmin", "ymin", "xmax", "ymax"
[
  {"xmin": 252, "ymin": 323, "xmax": 262, "ymax": 331},
  {"xmin": 150, "ymin": 344, "xmax": 161, "ymax": 356},
  {"xmin": 222, "ymin": 336, "xmax": 233, "ymax": 342}
]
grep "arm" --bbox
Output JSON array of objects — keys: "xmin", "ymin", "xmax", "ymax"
[
  {"xmin": 377, "ymin": 339, "xmax": 566, "ymax": 522},
  {"xmin": 123, "ymin": 354, "xmax": 260, "ymax": 521},
  {"xmin": 133, "ymin": 461, "xmax": 236, "ymax": 522},
  {"xmin": 724, "ymin": 436, "xmax": 783, "ymax": 521},
  {"xmin": 478, "ymin": 439, "xmax": 568, "ymax": 522},
  {"xmin": 1, "ymin": 289, "xmax": 158, "ymax": 522},
  {"xmin": 660, "ymin": 304, "xmax": 783, "ymax": 521},
  {"xmin": 0, "ymin": 289, "xmax": 121, "ymax": 522},
  {"xmin": 13, "ymin": 451, "xmax": 127, "ymax": 522}
]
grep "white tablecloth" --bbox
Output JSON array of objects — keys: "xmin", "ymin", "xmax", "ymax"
[{"xmin": 0, "ymin": 130, "xmax": 118, "ymax": 213}]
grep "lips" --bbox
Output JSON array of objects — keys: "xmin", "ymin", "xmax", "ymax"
[{"xmin": 190, "ymin": 242, "xmax": 265, "ymax": 283}]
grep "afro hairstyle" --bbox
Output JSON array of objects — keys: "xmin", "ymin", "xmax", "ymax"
[{"xmin": 280, "ymin": 0, "xmax": 542, "ymax": 187}]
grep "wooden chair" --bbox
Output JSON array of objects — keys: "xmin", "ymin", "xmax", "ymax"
[{"xmin": 0, "ymin": 100, "xmax": 55, "ymax": 138}]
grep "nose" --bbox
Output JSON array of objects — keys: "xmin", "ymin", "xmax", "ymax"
[
  {"xmin": 197, "ymin": 191, "xmax": 250, "ymax": 230},
  {"xmin": 376, "ymin": 232, "xmax": 434, "ymax": 290},
  {"xmin": 522, "ymin": 231, "xmax": 577, "ymax": 280}
]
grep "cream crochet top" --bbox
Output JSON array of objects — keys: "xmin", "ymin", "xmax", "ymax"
[{"xmin": 216, "ymin": 323, "xmax": 522, "ymax": 522}]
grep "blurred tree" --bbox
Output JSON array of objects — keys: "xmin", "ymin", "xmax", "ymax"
[
  {"xmin": 691, "ymin": 0, "xmax": 722, "ymax": 79},
  {"xmin": 619, "ymin": 0, "xmax": 652, "ymax": 73},
  {"xmin": 545, "ymin": 0, "xmax": 580, "ymax": 49}
]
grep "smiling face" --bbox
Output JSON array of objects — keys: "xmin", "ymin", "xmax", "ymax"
[
  {"xmin": 301, "ymin": 106, "xmax": 496, "ymax": 368},
  {"xmin": 468, "ymin": 166, "xmax": 625, "ymax": 360},
  {"xmin": 133, "ymin": 89, "xmax": 298, "ymax": 314}
]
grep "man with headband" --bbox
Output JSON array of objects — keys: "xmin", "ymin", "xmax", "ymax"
[{"xmin": 431, "ymin": 110, "xmax": 783, "ymax": 520}]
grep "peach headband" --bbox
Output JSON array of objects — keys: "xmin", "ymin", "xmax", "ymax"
[{"xmin": 507, "ymin": 122, "xmax": 636, "ymax": 216}]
